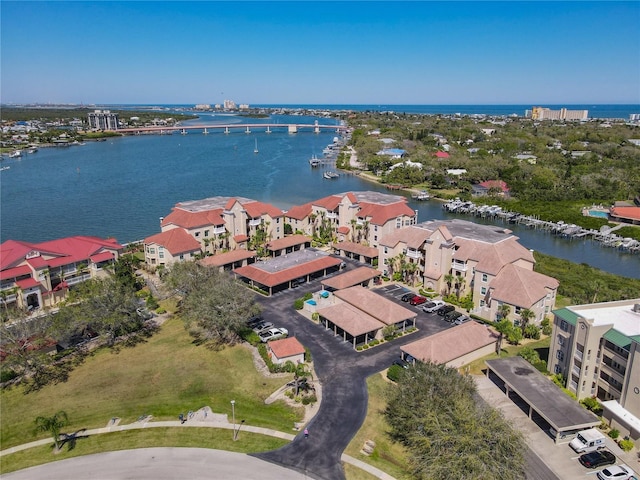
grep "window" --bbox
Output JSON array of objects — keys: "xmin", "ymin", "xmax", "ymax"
[
  {"xmin": 480, "ymin": 287, "xmax": 487, "ymax": 295},
  {"xmin": 480, "ymin": 300, "xmax": 485, "ymax": 307},
  {"xmin": 384, "ymin": 247, "xmax": 388, "ymax": 254},
  {"xmin": 374, "ymin": 235, "xmax": 377, "ymax": 241},
  {"xmin": 374, "ymin": 225, "xmax": 378, "ymax": 231},
  {"xmin": 557, "ymin": 335, "xmax": 565, "ymax": 346},
  {"xmin": 204, "ymin": 230, "xmax": 210, "ymax": 237},
  {"xmin": 179, "ymin": 254, "xmax": 184, "ymax": 260},
  {"xmin": 159, "ymin": 251, "xmax": 164, "ymax": 259},
  {"xmin": 482, "ymin": 273, "xmax": 488, "ymax": 282},
  {"xmin": 556, "ymin": 350, "xmax": 564, "ymax": 361},
  {"xmin": 554, "ymin": 364, "xmax": 562, "ymax": 374},
  {"xmin": 396, "ymin": 217, "xmax": 401, "ymax": 228},
  {"xmin": 195, "ymin": 231, "xmax": 200, "ymax": 237},
  {"xmin": 560, "ymin": 320, "xmax": 568, "ymax": 331}
]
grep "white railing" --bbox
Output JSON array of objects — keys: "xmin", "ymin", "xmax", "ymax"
[
  {"xmin": 248, "ymin": 219, "xmax": 261, "ymax": 227},
  {"xmin": 452, "ymin": 260, "xmax": 467, "ymax": 271},
  {"xmin": 213, "ymin": 226, "xmax": 226, "ymax": 234},
  {"xmin": 326, "ymin": 212, "xmax": 338, "ymax": 220},
  {"xmin": 406, "ymin": 249, "xmax": 422, "ymax": 259}
]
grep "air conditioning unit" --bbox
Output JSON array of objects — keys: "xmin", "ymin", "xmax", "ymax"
[{"xmin": 633, "ymin": 303, "xmax": 640, "ymax": 313}]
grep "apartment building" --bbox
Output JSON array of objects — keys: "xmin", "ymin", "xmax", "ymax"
[
  {"xmin": 87, "ymin": 109, "xmax": 119, "ymax": 130},
  {"xmin": 379, "ymin": 219, "xmax": 558, "ymax": 322},
  {"xmin": 0, "ymin": 236, "xmax": 122, "ymax": 311},
  {"xmin": 549, "ymin": 299, "xmax": 640, "ymax": 439},
  {"xmin": 284, "ymin": 191, "xmax": 417, "ymax": 249},
  {"xmin": 145, "ymin": 196, "xmax": 285, "ymax": 267},
  {"xmin": 529, "ymin": 106, "xmax": 588, "ymax": 121}
]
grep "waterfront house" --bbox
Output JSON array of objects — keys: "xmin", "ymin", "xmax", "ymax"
[
  {"xmin": 0, "ymin": 236, "xmax": 122, "ymax": 311},
  {"xmin": 472, "ymin": 179, "xmax": 510, "ymax": 197},
  {"xmin": 378, "ymin": 219, "xmax": 558, "ymax": 324},
  {"xmin": 143, "ymin": 229, "xmax": 201, "ymax": 268},
  {"xmin": 549, "ymin": 299, "xmax": 640, "ymax": 440}
]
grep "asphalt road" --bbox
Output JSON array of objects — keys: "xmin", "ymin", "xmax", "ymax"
[{"xmin": 253, "ymin": 267, "xmax": 560, "ymax": 480}]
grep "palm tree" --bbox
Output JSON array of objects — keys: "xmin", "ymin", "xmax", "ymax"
[
  {"xmin": 454, "ymin": 275, "xmax": 466, "ymax": 299},
  {"xmin": 34, "ymin": 411, "xmax": 69, "ymax": 451},
  {"xmin": 444, "ymin": 273, "xmax": 455, "ymax": 296},
  {"xmin": 519, "ymin": 308, "xmax": 536, "ymax": 334},
  {"xmin": 494, "ymin": 319, "xmax": 512, "ymax": 356},
  {"xmin": 497, "ymin": 303, "xmax": 511, "ymax": 322}
]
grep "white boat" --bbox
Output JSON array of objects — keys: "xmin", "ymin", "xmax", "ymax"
[
  {"xmin": 9, "ymin": 151, "xmax": 21, "ymax": 158},
  {"xmin": 309, "ymin": 155, "xmax": 320, "ymax": 167},
  {"xmin": 254, "ymin": 138, "xmax": 259, "ymax": 153},
  {"xmin": 412, "ymin": 190, "xmax": 431, "ymax": 201},
  {"xmin": 323, "ymin": 171, "xmax": 339, "ymax": 179},
  {"xmin": 0, "ymin": 166, "xmax": 10, "ymax": 171}
]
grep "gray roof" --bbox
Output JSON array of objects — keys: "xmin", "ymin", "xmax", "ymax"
[
  {"xmin": 485, "ymin": 357, "xmax": 600, "ymax": 431},
  {"xmin": 416, "ymin": 219, "xmax": 515, "ymax": 244}
]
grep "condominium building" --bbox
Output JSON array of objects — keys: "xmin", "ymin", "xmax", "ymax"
[
  {"xmin": 529, "ymin": 106, "xmax": 588, "ymax": 121},
  {"xmin": 549, "ymin": 299, "xmax": 640, "ymax": 439},
  {"xmin": 379, "ymin": 219, "xmax": 558, "ymax": 321},
  {"xmin": 0, "ymin": 236, "xmax": 122, "ymax": 311},
  {"xmin": 87, "ymin": 109, "xmax": 119, "ymax": 130}
]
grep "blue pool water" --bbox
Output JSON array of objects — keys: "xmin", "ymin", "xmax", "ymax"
[{"xmin": 589, "ymin": 210, "xmax": 609, "ymax": 218}]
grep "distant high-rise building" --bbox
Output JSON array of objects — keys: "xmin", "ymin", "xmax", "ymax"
[
  {"xmin": 194, "ymin": 104, "xmax": 211, "ymax": 110},
  {"xmin": 529, "ymin": 106, "xmax": 588, "ymax": 121},
  {"xmin": 87, "ymin": 110, "xmax": 119, "ymax": 130},
  {"xmin": 629, "ymin": 113, "xmax": 640, "ymax": 121},
  {"xmin": 223, "ymin": 99, "xmax": 237, "ymax": 110}
]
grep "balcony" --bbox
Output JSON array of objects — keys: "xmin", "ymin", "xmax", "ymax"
[
  {"xmin": 451, "ymin": 260, "xmax": 467, "ymax": 272},
  {"xmin": 213, "ymin": 226, "xmax": 226, "ymax": 235},
  {"xmin": 326, "ymin": 212, "xmax": 338, "ymax": 220},
  {"xmin": 600, "ymin": 362, "xmax": 625, "ymax": 385},
  {"xmin": 572, "ymin": 365, "xmax": 581, "ymax": 377},
  {"xmin": 574, "ymin": 349, "xmax": 583, "ymax": 362},
  {"xmin": 248, "ymin": 219, "xmax": 261, "ymax": 227},
  {"xmin": 406, "ymin": 249, "xmax": 422, "ymax": 259},
  {"xmin": 65, "ymin": 273, "xmax": 91, "ymax": 286}
]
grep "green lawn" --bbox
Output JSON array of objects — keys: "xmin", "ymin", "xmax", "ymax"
[
  {"xmin": 344, "ymin": 373, "xmax": 411, "ymax": 480},
  {"xmin": 1, "ymin": 317, "xmax": 301, "ymax": 451},
  {"xmin": 466, "ymin": 336, "xmax": 551, "ymax": 375}
]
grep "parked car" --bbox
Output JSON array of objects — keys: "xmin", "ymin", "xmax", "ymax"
[
  {"xmin": 400, "ymin": 292, "xmax": 414, "ymax": 302},
  {"xmin": 453, "ymin": 314, "xmax": 471, "ymax": 326},
  {"xmin": 247, "ymin": 316, "xmax": 263, "ymax": 328},
  {"xmin": 579, "ymin": 450, "xmax": 616, "ymax": 469},
  {"xmin": 422, "ymin": 300, "xmax": 445, "ymax": 313},
  {"xmin": 252, "ymin": 321, "xmax": 274, "ymax": 333},
  {"xmin": 291, "ymin": 277, "xmax": 306, "ymax": 288},
  {"xmin": 409, "ymin": 295, "xmax": 427, "ymax": 306},
  {"xmin": 596, "ymin": 465, "xmax": 636, "ymax": 480},
  {"xmin": 444, "ymin": 310, "xmax": 462, "ymax": 323},
  {"xmin": 436, "ymin": 305, "xmax": 455, "ymax": 316},
  {"xmin": 259, "ymin": 327, "xmax": 288, "ymax": 343},
  {"xmin": 392, "ymin": 358, "xmax": 410, "ymax": 369},
  {"xmin": 136, "ymin": 307, "xmax": 154, "ymax": 320}
]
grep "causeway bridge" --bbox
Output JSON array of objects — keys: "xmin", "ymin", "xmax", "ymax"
[{"xmin": 116, "ymin": 123, "xmax": 348, "ymax": 135}]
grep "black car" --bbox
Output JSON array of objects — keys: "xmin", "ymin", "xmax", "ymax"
[
  {"xmin": 401, "ymin": 292, "xmax": 414, "ymax": 302},
  {"xmin": 579, "ymin": 450, "xmax": 616, "ymax": 469},
  {"xmin": 436, "ymin": 305, "xmax": 455, "ymax": 316},
  {"xmin": 444, "ymin": 310, "xmax": 462, "ymax": 323},
  {"xmin": 392, "ymin": 358, "xmax": 410, "ymax": 369}
]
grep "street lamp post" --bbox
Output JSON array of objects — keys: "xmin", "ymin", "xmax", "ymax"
[{"xmin": 230, "ymin": 400, "xmax": 236, "ymax": 441}]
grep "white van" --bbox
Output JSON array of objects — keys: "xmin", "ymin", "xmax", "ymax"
[{"xmin": 569, "ymin": 428, "xmax": 606, "ymax": 453}]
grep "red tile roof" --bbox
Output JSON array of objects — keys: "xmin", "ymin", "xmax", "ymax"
[
  {"xmin": 334, "ymin": 286, "xmax": 416, "ymax": 325},
  {"xmin": 0, "ymin": 264, "xmax": 32, "ymax": 281},
  {"xmin": 479, "ymin": 180, "xmax": 510, "ymax": 192},
  {"xmin": 286, "ymin": 203, "xmax": 313, "ymax": 220},
  {"xmin": 317, "ymin": 303, "xmax": 383, "ymax": 336},
  {"xmin": 313, "ymin": 195, "xmax": 342, "ymax": 211},
  {"xmin": 234, "ymin": 256, "xmax": 341, "ymax": 287},
  {"xmin": 161, "ymin": 208, "xmax": 224, "ymax": 229},
  {"xmin": 334, "ymin": 241, "xmax": 379, "ymax": 258},
  {"xmin": 321, "ymin": 267, "xmax": 382, "ymax": 290},
  {"xmin": 435, "ymin": 151, "xmax": 450, "ymax": 158},
  {"xmin": 489, "ymin": 264, "xmax": 559, "ymax": 308},
  {"xmin": 243, "ymin": 200, "xmax": 284, "ymax": 219},
  {"xmin": 144, "ymin": 229, "xmax": 201, "ymax": 255},
  {"xmin": 357, "ymin": 201, "xmax": 416, "ymax": 225},
  {"xmin": 234, "ymin": 234, "xmax": 249, "ymax": 243},
  {"xmin": 90, "ymin": 251, "xmax": 115, "ymax": 263},
  {"xmin": 337, "ymin": 226, "xmax": 350, "ymax": 235},
  {"xmin": 268, "ymin": 337, "xmax": 305, "ymax": 359},
  {"xmin": 610, "ymin": 206, "xmax": 640, "ymax": 221},
  {"xmin": 16, "ymin": 277, "xmax": 41, "ymax": 289}
]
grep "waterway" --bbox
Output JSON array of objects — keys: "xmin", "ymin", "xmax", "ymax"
[{"xmin": 1, "ymin": 112, "xmax": 638, "ymax": 279}]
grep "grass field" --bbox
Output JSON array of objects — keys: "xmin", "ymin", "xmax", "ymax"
[
  {"xmin": 465, "ymin": 336, "xmax": 551, "ymax": 376},
  {"xmin": 344, "ymin": 373, "xmax": 411, "ymax": 480},
  {"xmin": 0, "ymin": 317, "xmax": 301, "ymax": 451}
]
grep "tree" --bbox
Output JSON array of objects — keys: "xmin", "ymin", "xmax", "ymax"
[
  {"xmin": 34, "ymin": 410, "xmax": 69, "ymax": 451},
  {"xmin": 443, "ymin": 273, "xmax": 455, "ymax": 296},
  {"xmin": 165, "ymin": 261, "xmax": 261, "ymax": 347},
  {"xmin": 497, "ymin": 303, "xmax": 511, "ymax": 321},
  {"xmin": 384, "ymin": 362, "xmax": 525, "ymax": 480},
  {"xmin": 494, "ymin": 319, "xmax": 512, "ymax": 355},
  {"xmin": 519, "ymin": 308, "xmax": 536, "ymax": 334}
]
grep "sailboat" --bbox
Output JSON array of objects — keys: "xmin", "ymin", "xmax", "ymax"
[{"xmin": 254, "ymin": 138, "xmax": 259, "ymax": 154}]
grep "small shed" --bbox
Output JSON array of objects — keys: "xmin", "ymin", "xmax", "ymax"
[{"xmin": 268, "ymin": 337, "xmax": 306, "ymax": 365}]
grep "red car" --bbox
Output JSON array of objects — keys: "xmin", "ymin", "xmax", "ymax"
[{"xmin": 409, "ymin": 295, "xmax": 427, "ymax": 306}]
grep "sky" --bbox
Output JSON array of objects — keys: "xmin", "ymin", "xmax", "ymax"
[{"xmin": 1, "ymin": 1, "xmax": 639, "ymax": 105}]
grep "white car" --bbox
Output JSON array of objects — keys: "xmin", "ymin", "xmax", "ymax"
[
  {"xmin": 422, "ymin": 300, "xmax": 445, "ymax": 313},
  {"xmin": 597, "ymin": 465, "xmax": 637, "ymax": 480},
  {"xmin": 259, "ymin": 327, "xmax": 288, "ymax": 343}
]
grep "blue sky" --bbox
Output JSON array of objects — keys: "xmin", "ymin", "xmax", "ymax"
[{"xmin": 1, "ymin": 1, "xmax": 639, "ymax": 105}]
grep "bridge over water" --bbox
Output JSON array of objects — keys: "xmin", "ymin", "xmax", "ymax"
[{"xmin": 116, "ymin": 123, "xmax": 348, "ymax": 135}]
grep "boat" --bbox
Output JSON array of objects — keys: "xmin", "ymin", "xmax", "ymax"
[
  {"xmin": 309, "ymin": 155, "xmax": 320, "ymax": 167},
  {"xmin": 9, "ymin": 151, "xmax": 21, "ymax": 158},
  {"xmin": 323, "ymin": 171, "xmax": 339, "ymax": 179},
  {"xmin": 411, "ymin": 190, "xmax": 431, "ymax": 201},
  {"xmin": 0, "ymin": 166, "xmax": 10, "ymax": 171},
  {"xmin": 254, "ymin": 138, "xmax": 259, "ymax": 154}
]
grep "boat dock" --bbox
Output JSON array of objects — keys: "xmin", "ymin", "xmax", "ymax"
[{"xmin": 442, "ymin": 199, "xmax": 640, "ymax": 253}]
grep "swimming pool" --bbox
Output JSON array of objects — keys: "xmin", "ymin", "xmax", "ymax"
[{"xmin": 589, "ymin": 210, "xmax": 609, "ymax": 218}]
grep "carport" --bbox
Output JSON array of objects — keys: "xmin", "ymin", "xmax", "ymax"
[
  {"xmin": 317, "ymin": 302, "xmax": 383, "ymax": 348},
  {"xmin": 485, "ymin": 357, "xmax": 600, "ymax": 443},
  {"xmin": 321, "ymin": 266, "xmax": 382, "ymax": 291},
  {"xmin": 333, "ymin": 241, "xmax": 378, "ymax": 265}
]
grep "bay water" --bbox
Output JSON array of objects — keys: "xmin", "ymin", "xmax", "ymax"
[{"xmin": 1, "ymin": 112, "xmax": 638, "ymax": 279}]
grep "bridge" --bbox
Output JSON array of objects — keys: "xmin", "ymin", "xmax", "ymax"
[{"xmin": 115, "ymin": 123, "xmax": 348, "ymax": 135}]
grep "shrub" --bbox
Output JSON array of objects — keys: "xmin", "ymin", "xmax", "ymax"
[
  {"xmin": 304, "ymin": 347, "xmax": 312, "ymax": 363},
  {"xmin": 356, "ymin": 346, "xmax": 363, "ymax": 351},
  {"xmin": 581, "ymin": 397, "xmax": 603, "ymax": 415},
  {"xmin": 293, "ymin": 299, "xmax": 304, "ymax": 310},
  {"xmin": 156, "ymin": 307, "xmax": 166, "ymax": 314},
  {"xmin": 533, "ymin": 360, "xmax": 547, "ymax": 374},
  {"xmin": 518, "ymin": 346, "xmax": 541, "ymax": 364},
  {"xmin": 506, "ymin": 327, "xmax": 523, "ymax": 345},
  {"xmin": 0, "ymin": 368, "xmax": 18, "ymax": 383},
  {"xmin": 524, "ymin": 324, "xmax": 541, "ymax": 340},
  {"xmin": 541, "ymin": 318, "xmax": 552, "ymax": 335},
  {"xmin": 146, "ymin": 295, "xmax": 159, "ymax": 310},
  {"xmin": 608, "ymin": 429, "xmax": 620, "ymax": 439},
  {"xmin": 382, "ymin": 325, "xmax": 397, "ymax": 341},
  {"xmin": 387, "ymin": 364, "xmax": 403, "ymax": 382},
  {"xmin": 301, "ymin": 394, "xmax": 317, "ymax": 405},
  {"xmin": 369, "ymin": 339, "xmax": 380, "ymax": 347},
  {"xmin": 311, "ymin": 312, "xmax": 319, "ymax": 322},
  {"xmin": 618, "ymin": 439, "xmax": 634, "ymax": 452},
  {"xmin": 363, "ymin": 344, "xmax": 369, "ymax": 349}
]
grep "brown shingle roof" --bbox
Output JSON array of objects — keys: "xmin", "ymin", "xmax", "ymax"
[
  {"xmin": 334, "ymin": 286, "xmax": 416, "ymax": 325},
  {"xmin": 401, "ymin": 321, "xmax": 498, "ymax": 364},
  {"xmin": 453, "ymin": 237, "xmax": 534, "ymax": 275},
  {"xmin": 234, "ymin": 256, "xmax": 341, "ymax": 287},
  {"xmin": 489, "ymin": 264, "xmax": 559, "ymax": 308},
  {"xmin": 321, "ymin": 267, "xmax": 382, "ymax": 290},
  {"xmin": 316, "ymin": 303, "xmax": 384, "ymax": 336},
  {"xmin": 268, "ymin": 337, "xmax": 305, "ymax": 358},
  {"xmin": 266, "ymin": 235, "xmax": 312, "ymax": 251},
  {"xmin": 379, "ymin": 226, "xmax": 430, "ymax": 249},
  {"xmin": 199, "ymin": 250, "xmax": 256, "ymax": 267},
  {"xmin": 356, "ymin": 201, "xmax": 416, "ymax": 226},
  {"xmin": 334, "ymin": 241, "xmax": 378, "ymax": 258}
]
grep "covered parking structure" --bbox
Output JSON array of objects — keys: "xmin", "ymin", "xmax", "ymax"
[
  {"xmin": 266, "ymin": 234, "xmax": 312, "ymax": 257},
  {"xmin": 486, "ymin": 357, "xmax": 600, "ymax": 443},
  {"xmin": 199, "ymin": 250, "xmax": 256, "ymax": 272},
  {"xmin": 320, "ymin": 266, "xmax": 382, "ymax": 291},
  {"xmin": 333, "ymin": 241, "xmax": 378, "ymax": 265},
  {"xmin": 233, "ymin": 249, "xmax": 342, "ymax": 295},
  {"xmin": 317, "ymin": 302, "xmax": 384, "ymax": 348}
]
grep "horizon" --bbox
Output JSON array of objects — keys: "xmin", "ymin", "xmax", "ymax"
[{"xmin": 1, "ymin": 1, "xmax": 638, "ymax": 105}]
